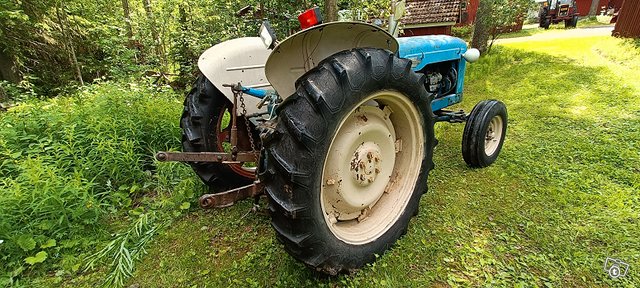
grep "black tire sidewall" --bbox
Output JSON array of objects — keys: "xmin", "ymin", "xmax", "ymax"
[
  {"xmin": 181, "ymin": 74, "xmax": 254, "ymax": 189},
  {"xmin": 462, "ymin": 100, "xmax": 507, "ymax": 168},
  {"xmin": 264, "ymin": 48, "xmax": 435, "ymax": 273},
  {"xmin": 307, "ymin": 87, "xmax": 431, "ymax": 270}
]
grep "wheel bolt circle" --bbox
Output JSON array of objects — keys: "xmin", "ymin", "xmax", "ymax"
[{"xmin": 350, "ymin": 142, "xmax": 382, "ymax": 186}]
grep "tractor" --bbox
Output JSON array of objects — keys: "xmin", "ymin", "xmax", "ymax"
[
  {"xmin": 538, "ymin": 0, "xmax": 579, "ymax": 29},
  {"xmin": 156, "ymin": 7, "xmax": 508, "ymax": 275}
]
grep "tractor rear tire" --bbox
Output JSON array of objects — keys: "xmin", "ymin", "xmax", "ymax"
[
  {"xmin": 261, "ymin": 48, "xmax": 435, "ymax": 274},
  {"xmin": 462, "ymin": 100, "xmax": 507, "ymax": 168},
  {"xmin": 181, "ymin": 74, "xmax": 254, "ymax": 191}
]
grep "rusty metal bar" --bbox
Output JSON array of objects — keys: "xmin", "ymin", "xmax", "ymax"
[
  {"xmin": 155, "ymin": 151, "xmax": 257, "ymax": 163},
  {"xmin": 199, "ymin": 181, "xmax": 264, "ymax": 209}
]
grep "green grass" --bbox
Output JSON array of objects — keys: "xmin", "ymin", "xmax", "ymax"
[
  {"xmin": 0, "ymin": 82, "xmax": 208, "ymax": 287},
  {"xmin": 578, "ymin": 16, "xmax": 614, "ymax": 28},
  {"xmin": 31, "ymin": 36, "xmax": 640, "ymax": 287},
  {"xmin": 499, "ymin": 16, "xmax": 614, "ymax": 40}
]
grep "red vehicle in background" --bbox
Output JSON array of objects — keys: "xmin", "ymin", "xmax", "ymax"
[{"xmin": 539, "ymin": 0, "xmax": 579, "ymax": 28}]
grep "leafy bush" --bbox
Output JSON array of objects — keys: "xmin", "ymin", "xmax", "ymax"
[
  {"xmin": 452, "ymin": 25, "xmax": 474, "ymax": 42},
  {"xmin": 0, "ymin": 82, "xmax": 202, "ymax": 284}
]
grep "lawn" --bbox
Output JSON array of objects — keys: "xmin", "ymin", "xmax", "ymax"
[
  {"xmin": 498, "ymin": 16, "xmax": 614, "ymax": 40},
  {"xmin": 36, "ymin": 36, "xmax": 638, "ymax": 287}
]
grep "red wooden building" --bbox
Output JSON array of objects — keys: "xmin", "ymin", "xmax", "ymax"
[
  {"xmin": 402, "ymin": 0, "xmax": 462, "ymax": 36},
  {"xmin": 613, "ymin": 0, "xmax": 640, "ymax": 37},
  {"xmin": 401, "ymin": 0, "xmax": 626, "ymax": 37},
  {"xmin": 457, "ymin": 0, "xmax": 625, "ymax": 25},
  {"xmin": 575, "ymin": 0, "xmax": 624, "ymax": 16}
]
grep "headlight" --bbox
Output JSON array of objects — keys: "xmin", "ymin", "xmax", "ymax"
[
  {"xmin": 259, "ymin": 21, "xmax": 277, "ymax": 50},
  {"xmin": 462, "ymin": 48, "xmax": 480, "ymax": 63}
]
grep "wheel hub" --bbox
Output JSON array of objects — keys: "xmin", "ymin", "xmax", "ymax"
[
  {"xmin": 322, "ymin": 105, "xmax": 396, "ymax": 221},
  {"xmin": 320, "ymin": 91, "xmax": 425, "ymax": 246},
  {"xmin": 484, "ymin": 115, "xmax": 503, "ymax": 156},
  {"xmin": 350, "ymin": 142, "xmax": 382, "ymax": 186}
]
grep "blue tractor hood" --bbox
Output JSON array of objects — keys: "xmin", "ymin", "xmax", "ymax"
[{"xmin": 397, "ymin": 35, "xmax": 468, "ymax": 71}]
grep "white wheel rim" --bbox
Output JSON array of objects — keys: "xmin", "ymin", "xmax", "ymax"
[
  {"xmin": 484, "ymin": 115, "xmax": 503, "ymax": 156},
  {"xmin": 320, "ymin": 91, "xmax": 424, "ymax": 245}
]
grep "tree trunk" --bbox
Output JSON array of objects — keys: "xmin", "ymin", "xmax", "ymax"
[
  {"xmin": 56, "ymin": 1, "xmax": 84, "ymax": 86},
  {"xmin": 471, "ymin": 0, "xmax": 493, "ymax": 54},
  {"xmin": 0, "ymin": 50, "xmax": 20, "ymax": 84},
  {"xmin": 589, "ymin": 0, "xmax": 600, "ymax": 16},
  {"xmin": 174, "ymin": 4, "xmax": 193, "ymax": 89},
  {"xmin": 143, "ymin": 0, "xmax": 165, "ymax": 69},
  {"xmin": 121, "ymin": 0, "xmax": 134, "ymax": 42},
  {"xmin": 324, "ymin": 0, "xmax": 338, "ymax": 22}
]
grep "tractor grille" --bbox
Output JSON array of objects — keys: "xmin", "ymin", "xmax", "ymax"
[{"xmin": 559, "ymin": 4, "xmax": 569, "ymax": 16}]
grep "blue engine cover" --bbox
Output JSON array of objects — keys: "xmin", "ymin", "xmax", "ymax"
[
  {"xmin": 397, "ymin": 35, "xmax": 468, "ymax": 71},
  {"xmin": 397, "ymin": 35, "xmax": 470, "ymax": 112}
]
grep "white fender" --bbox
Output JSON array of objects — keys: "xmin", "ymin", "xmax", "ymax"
[
  {"xmin": 197, "ymin": 37, "xmax": 272, "ymax": 115},
  {"xmin": 265, "ymin": 22, "xmax": 399, "ymax": 99}
]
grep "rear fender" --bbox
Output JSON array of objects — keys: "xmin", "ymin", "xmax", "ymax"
[
  {"xmin": 265, "ymin": 22, "xmax": 399, "ymax": 99},
  {"xmin": 197, "ymin": 37, "xmax": 271, "ymax": 115}
]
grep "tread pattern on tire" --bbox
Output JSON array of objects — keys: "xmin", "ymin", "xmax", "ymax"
[
  {"xmin": 462, "ymin": 99, "xmax": 508, "ymax": 168},
  {"xmin": 261, "ymin": 48, "xmax": 436, "ymax": 274},
  {"xmin": 181, "ymin": 74, "xmax": 253, "ymax": 191}
]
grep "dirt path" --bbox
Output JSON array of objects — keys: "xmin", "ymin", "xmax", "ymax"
[{"xmin": 495, "ymin": 26, "xmax": 614, "ymax": 44}]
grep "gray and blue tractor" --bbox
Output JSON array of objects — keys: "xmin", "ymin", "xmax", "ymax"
[{"xmin": 156, "ymin": 7, "xmax": 508, "ymax": 275}]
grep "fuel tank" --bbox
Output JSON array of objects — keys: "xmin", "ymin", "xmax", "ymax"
[{"xmin": 397, "ymin": 35, "xmax": 468, "ymax": 71}]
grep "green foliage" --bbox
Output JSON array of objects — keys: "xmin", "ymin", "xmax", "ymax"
[
  {"xmin": 0, "ymin": 80, "xmax": 39, "ymax": 103},
  {"xmin": 339, "ymin": 0, "xmax": 391, "ymax": 21},
  {"xmin": 115, "ymin": 36, "xmax": 637, "ymax": 287},
  {"xmin": 452, "ymin": 25, "xmax": 474, "ymax": 42},
  {"xmin": 0, "ymin": 0, "xmax": 323, "ymax": 96},
  {"xmin": 25, "ymin": 251, "xmax": 48, "ymax": 265},
  {"xmin": 472, "ymin": 0, "xmax": 535, "ymax": 53},
  {"xmin": 84, "ymin": 213, "xmax": 163, "ymax": 287},
  {"xmin": 0, "ymin": 81, "xmax": 203, "ymax": 284}
]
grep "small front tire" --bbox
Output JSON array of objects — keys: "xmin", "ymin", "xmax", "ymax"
[{"xmin": 462, "ymin": 100, "xmax": 507, "ymax": 168}]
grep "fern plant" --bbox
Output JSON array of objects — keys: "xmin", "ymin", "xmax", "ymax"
[{"xmin": 84, "ymin": 213, "xmax": 164, "ymax": 287}]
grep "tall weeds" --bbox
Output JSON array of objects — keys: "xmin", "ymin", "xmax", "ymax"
[{"xmin": 0, "ymin": 82, "xmax": 201, "ymax": 285}]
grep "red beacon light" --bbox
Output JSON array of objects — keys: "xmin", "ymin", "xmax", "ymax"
[{"xmin": 298, "ymin": 7, "xmax": 323, "ymax": 30}]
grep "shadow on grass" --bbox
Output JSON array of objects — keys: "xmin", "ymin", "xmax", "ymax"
[
  {"xmin": 627, "ymin": 38, "xmax": 640, "ymax": 50},
  {"xmin": 123, "ymin": 46, "xmax": 639, "ymax": 288},
  {"xmin": 429, "ymin": 46, "xmax": 639, "ymax": 285}
]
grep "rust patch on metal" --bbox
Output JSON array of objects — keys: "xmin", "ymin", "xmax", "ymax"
[
  {"xmin": 155, "ymin": 151, "xmax": 257, "ymax": 163},
  {"xmin": 357, "ymin": 114, "xmax": 368, "ymax": 122},
  {"xmin": 199, "ymin": 181, "xmax": 263, "ymax": 209}
]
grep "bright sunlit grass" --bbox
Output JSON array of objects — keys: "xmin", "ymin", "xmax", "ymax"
[{"xmin": 34, "ymin": 36, "xmax": 639, "ymax": 287}]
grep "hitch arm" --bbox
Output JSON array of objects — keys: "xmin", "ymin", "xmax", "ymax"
[
  {"xmin": 199, "ymin": 181, "xmax": 264, "ymax": 209},
  {"xmin": 155, "ymin": 151, "xmax": 257, "ymax": 163}
]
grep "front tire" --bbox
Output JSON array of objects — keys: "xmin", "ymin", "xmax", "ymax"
[
  {"xmin": 539, "ymin": 9, "xmax": 551, "ymax": 29},
  {"xmin": 570, "ymin": 15, "xmax": 578, "ymax": 27},
  {"xmin": 462, "ymin": 100, "xmax": 507, "ymax": 168},
  {"xmin": 261, "ymin": 48, "xmax": 435, "ymax": 274}
]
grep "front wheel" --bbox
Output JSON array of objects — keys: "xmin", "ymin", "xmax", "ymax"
[
  {"xmin": 462, "ymin": 100, "xmax": 507, "ymax": 168},
  {"xmin": 261, "ymin": 48, "xmax": 435, "ymax": 274},
  {"xmin": 570, "ymin": 15, "xmax": 578, "ymax": 27},
  {"xmin": 539, "ymin": 9, "xmax": 551, "ymax": 29},
  {"xmin": 564, "ymin": 16, "xmax": 578, "ymax": 28}
]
